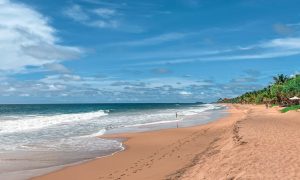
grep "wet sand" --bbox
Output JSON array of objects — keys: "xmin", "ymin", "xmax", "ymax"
[{"xmin": 33, "ymin": 104, "xmax": 300, "ymax": 180}]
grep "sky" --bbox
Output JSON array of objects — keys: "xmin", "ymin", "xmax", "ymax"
[{"xmin": 0, "ymin": 0, "xmax": 300, "ymax": 103}]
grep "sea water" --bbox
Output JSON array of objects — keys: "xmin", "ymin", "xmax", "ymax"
[{"xmin": 0, "ymin": 103, "xmax": 226, "ymax": 179}]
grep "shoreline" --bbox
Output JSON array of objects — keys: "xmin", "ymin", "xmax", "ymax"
[
  {"xmin": 33, "ymin": 104, "xmax": 300, "ymax": 179},
  {"xmin": 32, "ymin": 104, "xmax": 243, "ymax": 180},
  {"xmin": 0, "ymin": 103, "xmax": 227, "ymax": 180}
]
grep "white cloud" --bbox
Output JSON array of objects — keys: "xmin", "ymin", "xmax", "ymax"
[
  {"xmin": 0, "ymin": 0, "xmax": 81, "ymax": 72},
  {"xmin": 6, "ymin": 87, "xmax": 16, "ymax": 92},
  {"xmin": 41, "ymin": 74, "xmax": 82, "ymax": 83},
  {"xmin": 134, "ymin": 36, "xmax": 300, "ymax": 66},
  {"xmin": 109, "ymin": 32, "xmax": 189, "ymax": 47},
  {"xmin": 93, "ymin": 8, "xmax": 116, "ymax": 18},
  {"xmin": 47, "ymin": 84, "xmax": 66, "ymax": 91},
  {"xmin": 262, "ymin": 37, "xmax": 300, "ymax": 49},
  {"xmin": 179, "ymin": 91, "xmax": 192, "ymax": 96},
  {"xmin": 141, "ymin": 51, "xmax": 300, "ymax": 65},
  {"xmin": 64, "ymin": 4, "xmax": 89, "ymax": 22},
  {"xmin": 64, "ymin": 4, "xmax": 119, "ymax": 29},
  {"xmin": 37, "ymin": 74, "xmax": 210, "ymax": 95},
  {"xmin": 43, "ymin": 63, "xmax": 71, "ymax": 74},
  {"xmin": 0, "ymin": 74, "xmax": 215, "ymax": 103},
  {"xmin": 89, "ymin": 20, "xmax": 119, "ymax": 28}
]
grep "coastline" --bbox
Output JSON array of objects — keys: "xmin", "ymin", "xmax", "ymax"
[
  {"xmin": 32, "ymin": 104, "xmax": 242, "ymax": 180},
  {"xmin": 33, "ymin": 104, "xmax": 300, "ymax": 179},
  {"xmin": 1, "ymin": 103, "xmax": 226, "ymax": 180}
]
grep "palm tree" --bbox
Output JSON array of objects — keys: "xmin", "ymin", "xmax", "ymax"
[{"xmin": 273, "ymin": 74, "xmax": 290, "ymax": 85}]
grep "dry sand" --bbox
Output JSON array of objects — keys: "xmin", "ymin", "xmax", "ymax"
[
  {"xmin": 33, "ymin": 104, "xmax": 300, "ymax": 180},
  {"xmin": 181, "ymin": 105, "xmax": 300, "ymax": 179}
]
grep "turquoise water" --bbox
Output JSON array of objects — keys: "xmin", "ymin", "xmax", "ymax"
[{"xmin": 0, "ymin": 103, "xmax": 226, "ymax": 179}]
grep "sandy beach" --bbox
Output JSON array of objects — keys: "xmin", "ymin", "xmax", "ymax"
[{"xmin": 33, "ymin": 104, "xmax": 300, "ymax": 180}]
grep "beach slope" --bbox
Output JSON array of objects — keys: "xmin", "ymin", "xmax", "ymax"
[
  {"xmin": 34, "ymin": 104, "xmax": 300, "ymax": 180},
  {"xmin": 181, "ymin": 105, "xmax": 300, "ymax": 179}
]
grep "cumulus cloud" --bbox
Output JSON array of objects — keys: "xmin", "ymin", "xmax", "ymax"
[
  {"xmin": 0, "ymin": 74, "xmax": 218, "ymax": 103},
  {"xmin": 0, "ymin": 0, "xmax": 81, "ymax": 72}
]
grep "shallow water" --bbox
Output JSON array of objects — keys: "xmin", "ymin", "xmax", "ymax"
[{"xmin": 0, "ymin": 103, "xmax": 227, "ymax": 179}]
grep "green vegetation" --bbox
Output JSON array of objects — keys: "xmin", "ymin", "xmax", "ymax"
[
  {"xmin": 281, "ymin": 105, "xmax": 300, "ymax": 113},
  {"xmin": 218, "ymin": 74, "xmax": 300, "ymax": 112}
]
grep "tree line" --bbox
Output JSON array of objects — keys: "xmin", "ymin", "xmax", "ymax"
[{"xmin": 218, "ymin": 74, "xmax": 300, "ymax": 106}]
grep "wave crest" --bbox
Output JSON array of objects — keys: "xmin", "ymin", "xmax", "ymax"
[{"xmin": 0, "ymin": 110, "xmax": 108, "ymax": 134}]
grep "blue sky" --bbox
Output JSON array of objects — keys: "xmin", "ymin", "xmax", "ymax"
[{"xmin": 0, "ymin": 0, "xmax": 300, "ymax": 103}]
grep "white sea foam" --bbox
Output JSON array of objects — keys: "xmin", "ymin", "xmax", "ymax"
[
  {"xmin": 0, "ymin": 104, "xmax": 225, "ymax": 152},
  {"xmin": 180, "ymin": 104, "xmax": 222, "ymax": 116},
  {"xmin": 121, "ymin": 104, "xmax": 224, "ymax": 128},
  {"xmin": 0, "ymin": 110, "xmax": 108, "ymax": 134},
  {"xmin": 78, "ymin": 129, "xmax": 107, "ymax": 138},
  {"xmin": 0, "ymin": 103, "xmax": 227, "ymax": 179}
]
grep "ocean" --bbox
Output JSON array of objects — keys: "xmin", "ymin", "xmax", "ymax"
[{"xmin": 0, "ymin": 103, "xmax": 226, "ymax": 179}]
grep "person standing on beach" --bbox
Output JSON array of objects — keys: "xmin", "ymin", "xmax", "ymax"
[{"xmin": 176, "ymin": 112, "xmax": 178, "ymax": 128}]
